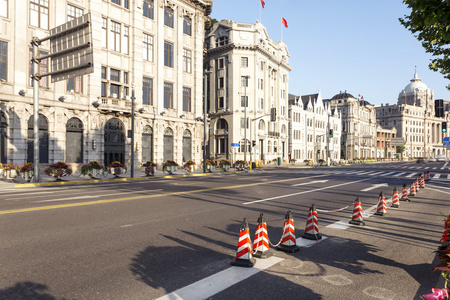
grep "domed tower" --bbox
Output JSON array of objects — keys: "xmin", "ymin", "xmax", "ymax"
[{"xmin": 398, "ymin": 70, "xmax": 434, "ymax": 106}]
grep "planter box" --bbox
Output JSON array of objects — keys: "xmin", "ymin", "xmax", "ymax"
[
  {"xmin": 207, "ymin": 165, "xmax": 215, "ymax": 173},
  {"xmin": 222, "ymin": 165, "xmax": 230, "ymax": 172},
  {"xmin": 166, "ymin": 165, "xmax": 177, "ymax": 174},
  {"xmin": 6, "ymin": 169, "xmax": 18, "ymax": 179},
  {"xmin": 0, "ymin": 169, "xmax": 3, "ymax": 177}
]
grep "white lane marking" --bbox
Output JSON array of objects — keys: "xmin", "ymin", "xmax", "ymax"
[
  {"xmin": 34, "ymin": 189, "xmax": 163, "ymax": 203},
  {"xmin": 448, "ymin": 175, "xmax": 450, "ymax": 179},
  {"xmin": 433, "ymin": 174, "xmax": 441, "ymax": 179},
  {"xmin": 155, "ymin": 256, "xmax": 284, "ymax": 300},
  {"xmin": 426, "ymin": 186, "xmax": 450, "ymax": 195},
  {"xmin": 424, "ymin": 167, "xmax": 430, "ymax": 170},
  {"xmin": 368, "ymin": 172, "xmax": 384, "ymax": 176},
  {"xmin": 243, "ymin": 178, "xmax": 370, "ymax": 205},
  {"xmin": 360, "ymin": 183, "xmax": 388, "ymax": 192},
  {"xmin": 363, "ymin": 172, "xmax": 377, "ymax": 175},
  {"xmin": 380, "ymin": 172, "xmax": 395, "ymax": 176},
  {"xmin": 406, "ymin": 173, "xmax": 417, "ymax": 178},
  {"xmin": 1, "ymin": 191, "xmax": 54, "ymax": 196},
  {"xmin": 297, "ymin": 235, "xmax": 327, "ymax": 247},
  {"xmin": 393, "ymin": 172, "xmax": 405, "ymax": 177},
  {"xmin": 433, "ymin": 167, "xmax": 437, "ymax": 170},
  {"xmin": 327, "ymin": 220, "xmax": 351, "ymax": 230},
  {"xmin": 291, "ymin": 180, "xmax": 329, "ymax": 187}
]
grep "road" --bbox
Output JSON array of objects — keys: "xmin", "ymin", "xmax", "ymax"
[{"xmin": 1, "ymin": 161, "xmax": 449, "ymax": 299}]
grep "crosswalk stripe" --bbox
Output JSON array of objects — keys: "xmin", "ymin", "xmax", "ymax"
[
  {"xmin": 406, "ymin": 173, "xmax": 417, "ymax": 178},
  {"xmin": 369, "ymin": 171, "xmax": 384, "ymax": 176},
  {"xmin": 448, "ymin": 174, "xmax": 450, "ymax": 179},
  {"xmin": 433, "ymin": 167, "xmax": 437, "ymax": 170},
  {"xmin": 393, "ymin": 172, "xmax": 405, "ymax": 177},
  {"xmin": 380, "ymin": 172, "xmax": 395, "ymax": 176},
  {"xmin": 433, "ymin": 174, "xmax": 441, "ymax": 179}
]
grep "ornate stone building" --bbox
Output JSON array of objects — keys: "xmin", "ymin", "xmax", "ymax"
[
  {"xmin": 0, "ymin": 0, "xmax": 213, "ymax": 168},
  {"xmin": 204, "ymin": 20, "xmax": 292, "ymax": 164},
  {"xmin": 375, "ymin": 71, "xmax": 449, "ymax": 158},
  {"xmin": 324, "ymin": 92, "xmax": 378, "ymax": 160},
  {"xmin": 288, "ymin": 92, "xmax": 342, "ymax": 163}
]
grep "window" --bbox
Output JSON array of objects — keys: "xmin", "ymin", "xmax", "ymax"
[
  {"xmin": 215, "ymin": 36, "xmax": 228, "ymax": 47},
  {"xmin": 101, "ymin": 67, "xmax": 107, "ymax": 97},
  {"xmin": 67, "ymin": 77, "xmax": 83, "ymax": 94},
  {"xmin": 110, "ymin": 68, "xmax": 120, "ymax": 82},
  {"xmin": 67, "ymin": 4, "xmax": 83, "ymax": 21},
  {"xmin": 241, "ymin": 96, "xmax": 248, "ymax": 107},
  {"xmin": 240, "ymin": 117, "xmax": 249, "ymax": 129},
  {"xmin": 29, "ymin": 49, "xmax": 48, "ymax": 88},
  {"xmin": 0, "ymin": 41, "xmax": 6, "ymax": 81},
  {"xmin": 164, "ymin": 41, "xmax": 174, "ymax": 67},
  {"xmin": 183, "ymin": 87, "xmax": 191, "ymax": 112},
  {"xmin": 143, "ymin": 0, "xmax": 153, "ymax": 19},
  {"xmin": 260, "ymin": 98, "xmax": 264, "ymax": 110},
  {"xmin": 241, "ymin": 57, "xmax": 248, "ymax": 67},
  {"xmin": 164, "ymin": 82, "xmax": 173, "ymax": 108},
  {"xmin": 30, "ymin": 0, "xmax": 48, "ymax": 30},
  {"xmin": 183, "ymin": 16, "xmax": 192, "ymax": 35},
  {"xmin": 218, "ymin": 77, "xmax": 224, "ymax": 88},
  {"xmin": 102, "ymin": 67, "xmax": 129, "ymax": 99},
  {"xmin": 241, "ymin": 76, "xmax": 248, "ymax": 87},
  {"xmin": 123, "ymin": 26, "xmax": 129, "ymax": 55},
  {"xmin": 101, "ymin": 18, "xmax": 107, "ymax": 48},
  {"xmin": 110, "ymin": 21, "xmax": 121, "ymax": 52},
  {"xmin": 143, "ymin": 33, "xmax": 153, "ymax": 62},
  {"xmin": 164, "ymin": 6, "xmax": 174, "ymax": 28},
  {"xmin": 218, "ymin": 97, "xmax": 224, "ymax": 108},
  {"xmin": 183, "ymin": 49, "xmax": 191, "ymax": 73},
  {"xmin": 260, "ymin": 61, "xmax": 264, "ymax": 71},
  {"xmin": 143, "ymin": 77, "xmax": 153, "ymax": 105},
  {"xmin": 0, "ymin": 0, "xmax": 7, "ymax": 17},
  {"xmin": 111, "ymin": 0, "xmax": 128, "ymax": 9}
]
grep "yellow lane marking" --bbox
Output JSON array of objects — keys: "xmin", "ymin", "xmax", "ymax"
[{"xmin": 1, "ymin": 174, "xmax": 326, "ymax": 215}]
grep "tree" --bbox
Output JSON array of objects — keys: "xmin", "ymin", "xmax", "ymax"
[{"xmin": 399, "ymin": 0, "xmax": 450, "ymax": 90}]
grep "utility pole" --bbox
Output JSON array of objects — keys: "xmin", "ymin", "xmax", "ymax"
[{"xmin": 130, "ymin": 85, "xmax": 135, "ymax": 178}]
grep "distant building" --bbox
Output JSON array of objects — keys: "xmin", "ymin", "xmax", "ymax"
[
  {"xmin": 375, "ymin": 71, "xmax": 449, "ymax": 158},
  {"xmin": 376, "ymin": 125, "xmax": 397, "ymax": 159},
  {"xmin": 288, "ymin": 92, "xmax": 341, "ymax": 163},
  {"xmin": 204, "ymin": 20, "xmax": 292, "ymax": 163},
  {"xmin": 0, "ymin": 0, "xmax": 213, "ymax": 168},
  {"xmin": 324, "ymin": 92, "xmax": 378, "ymax": 160}
]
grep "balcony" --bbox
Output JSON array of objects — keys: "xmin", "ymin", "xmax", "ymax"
[
  {"xmin": 96, "ymin": 96, "xmax": 133, "ymax": 115},
  {"xmin": 268, "ymin": 131, "xmax": 280, "ymax": 137}
]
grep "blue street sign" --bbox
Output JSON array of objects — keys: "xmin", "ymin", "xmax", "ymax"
[
  {"xmin": 231, "ymin": 143, "xmax": 240, "ymax": 147},
  {"xmin": 444, "ymin": 137, "xmax": 450, "ymax": 146}
]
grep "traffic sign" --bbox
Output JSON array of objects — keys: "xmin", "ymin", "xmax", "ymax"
[{"xmin": 231, "ymin": 143, "xmax": 240, "ymax": 147}]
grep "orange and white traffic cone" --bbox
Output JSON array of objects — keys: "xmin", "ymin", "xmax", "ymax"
[
  {"xmin": 409, "ymin": 181, "xmax": 416, "ymax": 197},
  {"xmin": 276, "ymin": 210, "xmax": 300, "ymax": 253},
  {"xmin": 420, "ymin": 173, "xmax": 425, "ymax": 188},
  {"xmin": 391, "ymin": 187, "xmax": 400, "ymax": 208},
  {"xmin": 253, "ymin": 213, "xmax": 272, "ymax": 258},
  {"xmin": 425, "ymin": 171, "xmax": 431, "ymax": 181},
  {"xmin": 349, "ymin": 197, "xmax": 365, "ymax": 225},
  {"xmin": 415, "ymin": 178, "xmax": 420, "ymax": 193},
  {"xmin": 375, "ymin": 191, "xmax": 387, "ymax": 216},
  {"xmin": 231, "ymin": 218, "xmax": 256, "ymax": 267},
  {"xmin": 302, "ymin": 204, "xmax": 322, "ymax": 240},
  {"xmin": 400, "ymin": 183, "xmax": 409, "ymax": 201}
]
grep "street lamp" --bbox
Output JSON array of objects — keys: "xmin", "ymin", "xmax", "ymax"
[
  {"xmin": 243, "ymin": 75, "xmax": 250, "ymax": 163},
  {"xmin": 203, "ymin": 69, "xmax": 212, "ymax": 173},
  {"xmin": 130, "ymin": 83, "xmax": 135, "ymax": 178}
]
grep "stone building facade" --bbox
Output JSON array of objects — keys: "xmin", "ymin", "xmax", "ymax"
[
  {"xmin": 204, "ymin": 20, "xmax": 292, "ymax": 164},
  {"xmin": 288, "ymin": 92, "xmax": 342, "ymax": 163},
  {"xmin": 375, "ymin": 72, "xmax": 449, "ymax": 158},
  {"xmin": 0, "ymin": 0, "xmax": 213, "ymax": 169}
]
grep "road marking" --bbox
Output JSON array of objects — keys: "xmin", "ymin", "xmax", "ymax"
[
  {"xmin": 360, "ymin": 183, "xmax": 388, "ymax": 192},
  {"xmin": 380, "ymin": 172, "xmax": 395, "ymax": 176},
  {"xmin": 406, "ymin": 173, "xmax": 417, "ymax": 178},
  {"xmin": 433, "ymin": 167, "xmax": 437, "ymax": 170},
  {"xmin": 448, "ymin": 175, "xmax": 450, "ymax": 179},
  {"xmin": 0, "ymin": 191, "xmax": 55, "ymax": 196},
  {"xmin": 393, "ymin": 172, "xmax": 405, "ymax": 177},
  {"xmin": 426, "ymin": 186, "xmax": 450, "ymax": 195},
  {"xmin": 433, "ymin": 174, "xmax": 441, "ymax": 179},
  {"xmin": 243, "ymin": 178, "xmax": 370, "ymax": 205},
  {"xmin": 0, "ymin": 174, "xmax": 327, "ymax": 215},
  {"xmin": 155, "ymin": 256, "xmax": 284, "ymax": 300},
  {"xmin": 368, "ymin": 172, "xmax": 384, "ymax": 176},
  {"xmin": 424, "ymin": 167, "xmax": 430, "ymax": 170},
  {"xmin": 291, "ymin": 180, "xmax": 329, "ymax": 187},
  {"xmin": 34, "ymin": 189, "xmax": 164, "ymax": 203}
]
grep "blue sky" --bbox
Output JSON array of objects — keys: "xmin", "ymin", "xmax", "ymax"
[{"xmin": 210, "ymin": 0, "xmax": 450, "ymax": 105}]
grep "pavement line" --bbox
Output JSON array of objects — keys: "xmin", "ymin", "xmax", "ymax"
[
  {"xmin": 393, "ymin": 172, "xmax": 405, "ymax": 177},
  {"xmin": 0, "ymin": 174, "xmax": 327, "ymax": 215},
  {"xmin": 360, "ymin": 183, "xmax": 388, "ymax": 192},
  {"xmin": 33, "ymin": 190, "xmax": 164, "ymax": 203},
  {"xmin": 155, "ymin": 256, "xmax": 284, "ymax": 300},
  {"xmin": 433, "ymin": 174, "xmax": 441, "ymax": 179},
  {"xmin": 406, "ymin": 173, "xmax": 417, "ymax": 178},
  {"xmin": 243, "ymin": 178, "xmax": 370, "ymax": 205},
  {"xmin": 426, "ymin": 186, "xmax": 450, "ymax": 195}
]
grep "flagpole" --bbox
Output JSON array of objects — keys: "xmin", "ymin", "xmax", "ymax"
[{"xmin": 259, "ymin": 4, "xmax": 261, "ymax": 23}]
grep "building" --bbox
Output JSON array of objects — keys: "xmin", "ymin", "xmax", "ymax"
[
  {"xmin": 324, "ymin": 92, "xmax": 378, "ymax": 160},
  {"xmin": 375, "ymin": 125, "xmax": 397, "ymax": 159},
  {"xmin": 204, "ymin": 20, "xmax": 292, "ymax": 164},
  {"xmin": 288, "ymin": 92, "xmax": 341, "ymax": 163},
  {"xmin": 0, "ymin": 0, "xmax": 213, "ymax": 168},
  {"xmin": 375, "ymin": 71, "xmax": 449, "ymax": 158}
]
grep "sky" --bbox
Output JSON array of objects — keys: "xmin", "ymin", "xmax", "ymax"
[{"xmin": 210, "ymin": 0, "xmax": 450, "ymax": 106}]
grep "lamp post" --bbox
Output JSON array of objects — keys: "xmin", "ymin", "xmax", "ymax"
[
  {"xmin": 203, "ymin": 69, "xmax": 211, "ymax": 173},
  {"xmin": 130, "ymin": 84, "xmax": 135, "ymax": 178},
  {"xmin": 243, "ymin": 75, "xmax": 250, "ymax": 163}
]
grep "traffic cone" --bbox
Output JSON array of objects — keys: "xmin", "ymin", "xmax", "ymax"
[
  {"xmin": 425, "ymin": 171, "xmax": 431, "ymax": 181},
  {"xmin": 391, "ymin": 187, "xmax": 400, "ymax": 208},
  {"xmin": 375, "ymin": 191, "xmax": 387, "ymax": 216},
  {"xmin": 276, "ymin": 210, "xmax": 300, "ymax": 253},
  {"xmin": 415, "ymin": 178, "xmax": 420, "ymax": 193},
  {"xmin": 400, "ymin": 183, "xmax": 409, "ymax": 201},
  {"xmin": 231, "ymin": 218, "xmax": 256, "ymax": 267},
  {"xmin": 349, "ymin": 197, "xmax": 365, "ymax": 225},
  {"xmin": 302, "ymin": 204, "xmax": 322, "ymax": 240},
  {"xmin": 253, "ymin": 213, "xmax": 272, "ymax": 258},
  {"xmin": 420, "ymin": 173, "xmax": 425, "ymax": 188},
  {"xmin": 409, "ymin": 181, "xmax": 416, "ymax": 197}
]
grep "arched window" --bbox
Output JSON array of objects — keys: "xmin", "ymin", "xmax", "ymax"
[
  {"xmin": 142, "ymin": 125, "xmax": 153, "ymax": 163},
  {"xmin": 0, "ymin": 112, "xmax": 7, "ymax": 163},
  {"xmin": 182, "ymin": 129, "xmax": 192, "ymax": 162},
  {"xmin": 163, "ymin": 127, "xmax": 174, "ymax": 161},
  {"xmin": 104, "ymin": 118, "xmax": 125, "ymax": 165},
  {"xmin": 66, "ymin": 118, "xmax": 83, "ymax": 163},
  {"xmin": 27, "ymin": 114, "xmax": 49, "ymax": 163}
]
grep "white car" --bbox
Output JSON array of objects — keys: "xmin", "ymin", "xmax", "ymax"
[
  {"xmin": 436, "ymin": 155, "xmax": 449, "ymax": 162},
  {"xmin": 428, "ymin": 157, "xmax": 437, "ymax": 162}
]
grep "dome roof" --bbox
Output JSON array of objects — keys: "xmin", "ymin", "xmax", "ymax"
[
  {"xmin": 331, "ymin": 91, "xmax": 355, "ymax": 100},
  {"xmin": 401, "ymin": 72, "xmax": 430, "ymax": 95}
]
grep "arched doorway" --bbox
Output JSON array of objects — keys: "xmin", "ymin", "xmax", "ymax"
[
  {"xmin": 0, "ymin": 112, "xmax": 6, "ymax": 163},
  {"xmin": 66, "ymin": 118, "xmax": 83, "ymax": 163},
  {"xmin": 104, "ymin": 118, "xmax": 125, "ymax": 166},
  {"xmin": 142, "ymin": 125, "xmax": 153, "ymax": 163},
  {"xmin": 27, "ymin": 114, "xmax": 49, "ymax": 164},
  {"xmin": 163, "ymin": 127, "xmax": 173, "ymax": 162},
  {"xmin": 182, "ymin": 129, "xmax": 192, "ymax": 162},
  {"xmin": 215, "ymin": 119, "xmax": 228, "ymax": 159}
]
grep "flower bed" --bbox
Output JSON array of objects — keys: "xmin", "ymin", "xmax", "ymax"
[
  {"xmin": 44, "ymin": 162, "xmax": 73, "ymax": 180},
  {"xmin": 81, "ymin": 161, "xmax": 106, "ymax": 179},
  {"xmin": 142, "ymin": 161, "xmax": 157, "ymax": 176},
  {"xmin": 162, "ymin": 160, "xmax": 179, "ymax": 174},
  {"xmin": 183, "ymin": 160, "xmax": 196, "ymax": 172},
  {"xmin": 219, "ymin": 159, "xmax": 231, "ymax": 171},
  {"xmin": 235, "ymin": 160, "xmax": 247, "ymax": 170},
  {"xmin": 108, "ymin": 161, "xmax": 127, "ymax": 177},
  {"xmin": 20, "ymin": 162, "xmax": 34, "ymax": 182}
]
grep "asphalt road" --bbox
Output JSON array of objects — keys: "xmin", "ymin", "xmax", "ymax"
[{"xmin": 1, "ymin": 161, "xmax": 449, "ymax": 299}]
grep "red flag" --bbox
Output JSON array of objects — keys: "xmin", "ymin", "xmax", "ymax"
[
  {"xmin": 361, "ymin": 95, "xmax": 364, "ymax": 100},
  {"xmin": 260, "ymin": 0, "xmax": 265, "ymax": 8},
  {"xmin": 282, "ymin": 17, "xmax": 288, "ymax": 28}
]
